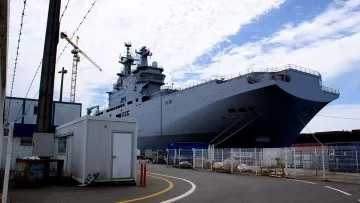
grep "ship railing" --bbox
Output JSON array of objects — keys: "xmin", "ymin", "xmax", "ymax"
[
  {"xmin": 160, "ymin": 64, "xmax": 321, "ymax": 93},
  {"xmin": 322, "ymin": 86, "xmax": 340, "ymax": 95},
  {"xmin": 246, "ymin": 64, "xmax": 321, "ymax": 78}
]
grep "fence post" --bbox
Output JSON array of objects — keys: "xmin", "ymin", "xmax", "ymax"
[
  {"xmin": 156, "ymin": 149, "xmax": 159, "ymax": 164},
  {"xmin": 356, "ymin": 150, "xmax": 359, "ymax": 173},
  {"xmin": 255, "ymin": 148, "xmax": 257, "ymax": 175},
  {"xmin": 210, "ymin": 152, "xmax": 213, "ymax": 171},
  {"xmin": 322, "ymin": 147, "xmax": 326, "ymax": 180},
  {"xmin": 201, "ymin": 149, "xmax": 204, "ymax": 170},
  {"xmin": 193, "ymin": 148, "xmax": 195, "ymax": 169},
  {"xmin": 178, "ymin": 149, "xmax": 181, "ymax": 166},
  {"xmin": 293, "ymin": 148, "xmax": 296, "ymax": 177},
  {"xmin": 239, "ymin": 148, "xmax": 242, "ymax": 172},
  {"xmin": 261, "ymin": 149, "xmax": 264, "ymax": 167},
  {"xmin": 174, "ymin": 149, "xmax": 176, "ymax": 165},
  {"xmin": 2, "ymin": 123, "xmax": 13, "ymax": 203},
  {"xmin": 211, "ymin": 144, "xmax": 214, "ymax": 161},
  {"xmin": 314, "ymin": 148, "xmax": 318, "ymax": 175},
  {"xmin": 231, "ymin": 148, "xmax": 234, "ymax": 173},
  {"xmin": 284, "ymin": 148, "xmax": 288, "ymax": 177},
  {"xmin": 221, "ymin": 150, "xmax": 223, "ymax": 162}
]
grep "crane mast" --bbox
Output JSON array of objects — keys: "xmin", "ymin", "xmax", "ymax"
[
  {"xmin": 60, "ymin": 32, "xmax": 102, "ymax": 103},
  {"xmin": 70, "ymin": 36, "xmax": 80, "ymax": 103}
]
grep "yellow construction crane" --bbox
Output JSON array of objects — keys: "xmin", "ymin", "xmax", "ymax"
[{"xmin": 60, "ymin": 32, "xmax": 102, "ymax": 103}]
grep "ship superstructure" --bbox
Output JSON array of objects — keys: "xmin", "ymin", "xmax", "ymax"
[{"xmin": 94, "ymin": 43, "xmax": 340, "ymax": 151}]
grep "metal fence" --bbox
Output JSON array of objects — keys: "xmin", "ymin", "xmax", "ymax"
[{"xmin": 164, "ymin": 146, "xmax": 360, "ymax": 183}]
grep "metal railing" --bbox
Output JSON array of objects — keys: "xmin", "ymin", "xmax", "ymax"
[
  {"xmin": 156, "ymin": 64, "xmax": 322, "ymax": 98},
  {"xmin": 322, "ymin": 86, "xmax": 340, "ymax": 95}
]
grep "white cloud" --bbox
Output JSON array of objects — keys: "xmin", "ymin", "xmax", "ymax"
[
  {"xmin": 192, "ymin": 0, "xmax": 360, "ymax": 81},
  {"xmin": 302, "ymin": 104, "xmax": 360, "ymax": 133},
  {"xmin": 7, "ymin": 0, "xmax": 285, "ymax": 114}
]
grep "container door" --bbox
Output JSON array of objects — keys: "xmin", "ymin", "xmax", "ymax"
[{"xmin": 112, "ymin": 133, "xmax": 132, "ymax": 178}]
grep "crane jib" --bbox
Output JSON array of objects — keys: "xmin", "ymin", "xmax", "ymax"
[{"xmin": 60, "ymin": 31, "xmax": 102, "ymax": 103}]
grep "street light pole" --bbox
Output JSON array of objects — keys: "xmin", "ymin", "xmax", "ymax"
[{"xmin": 58, "ymin": 67, "xmax": 67, "ymax": 102}]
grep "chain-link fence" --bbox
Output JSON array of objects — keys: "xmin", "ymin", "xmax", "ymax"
[{"xmin": 163, "ymin": 144, "xmax": 360, "ymax": 183}]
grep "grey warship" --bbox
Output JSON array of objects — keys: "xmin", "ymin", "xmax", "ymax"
[{"xmin": 94, "ymin": 42, "xmax": 340, "ymax": 151}]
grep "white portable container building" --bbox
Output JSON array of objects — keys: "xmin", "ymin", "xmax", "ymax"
[{"xmin": 54, "ymin": 116, "xmax": 137, "ymax": 184}]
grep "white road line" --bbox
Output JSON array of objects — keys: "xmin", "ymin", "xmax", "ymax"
[
  {"xmin": 324, "ymin": 186, "xmax": 351, "ymax": 196},
  {"xmin": 146, "ymin": 172, "xmax": 196, "ymax": 203},
  {"xmin": 285, "ymin": 179, "xmax": 316, "ymax": 185}
]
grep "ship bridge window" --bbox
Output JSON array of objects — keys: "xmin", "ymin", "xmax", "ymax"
[
  {"xmin": 248, "ymin": 107, "xmax": 259, "ymax": 112},
  {"xmin": 136, "ymin": 98, "xmax": 138, "ymax": 102},
  {"xmin": 127, "ymin": 100, "xmax": 133, "ymax": 105},
  {"xmin": 228, "ymin": 108, "xmax": 236, "ymax": 114},
  {"xmin": 142, "ymin": 96, "xmax": 150, "ymax": 102}
]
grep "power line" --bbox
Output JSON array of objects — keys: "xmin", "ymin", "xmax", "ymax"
[
  {"xmin": 11, "ymin": 0, "xmax": 99, "ymax": 123},
  {"xmin": 59, "ymin": 0, "xmax": 71, "ymax": 22},
  {"xmin": 22, "ymin": 0, "xmax": 73, "ymax": 99},
  {"xmin": 56, "ymin": 0, "xmax": 99, "ymax": 63},
  {"xmin": 14, "ymin": 90, "xmax": 39, "ymax": 123},
  {"xmin": 6, "ymin": 0, "xmax": 28, "ymax": 123},
  {"xmin": 10, "ymin": 0, "xmax": 74, "ymax": 124},
  {"xmin": 316, "ymin": 114, "xmax": 360, "ymax": 121}
]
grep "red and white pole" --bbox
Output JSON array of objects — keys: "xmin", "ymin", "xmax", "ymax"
[
  {"xmin": 140, "ymin": 164, "xmax": 144, "ymax": 187},
  {"xmin": 143, "ymin": 164, "xmax": 147, "ymax": 187}
]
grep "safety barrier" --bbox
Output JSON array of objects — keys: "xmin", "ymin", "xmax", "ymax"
[{"xmin": 139, "ymin": 163, "xmax": 147, "ymax": 187}]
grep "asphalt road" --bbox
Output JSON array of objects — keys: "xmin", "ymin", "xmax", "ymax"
[
  {"xmin": 8, "ymin": 164, "xmax": 360, "ymax": 203},
  {"xmin": 146, "ymin": 164, "xmax": 360, "ymax": 203}
]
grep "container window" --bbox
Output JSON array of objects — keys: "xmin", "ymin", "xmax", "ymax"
[
  {"xmin": 33, "ymin": 106, "xmax": 38, "ymax": 115},
  {"xmin": 20, "ymin": 137, "xmax": 32, "ymax": 146},
  {"xmin": 58, "ymin": 137, "xmax": 67, "ymax": 156}
]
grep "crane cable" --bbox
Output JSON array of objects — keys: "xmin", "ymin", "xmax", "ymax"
[
  {"xmin": 56, "ymin": 0, "xmax": 99, "ymax": 63},
  {"xmin": 12, "ymin": 0, "xmax": 73, "ymax": 122},
  {"xmin": 14, "ymin": 0, "xmax": 99, "ymax": 122},
  {"xmin": 6, "ymin": 0, "xmax": 28, "ymax": 124}
]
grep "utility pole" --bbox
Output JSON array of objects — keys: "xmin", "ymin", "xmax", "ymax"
[
  {"xmin": 58, "ymin": 67, "xmax": 67, "ymax": 102},
  {"xmin": 36, "ymin": 0, "xmax": 61, "ymax": 133},
  {"xmin": 0, "ymin": 0, "xmax": 10, "ymax": 174}
]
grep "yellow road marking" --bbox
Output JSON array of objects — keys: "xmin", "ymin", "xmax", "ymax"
[{"xmin": 116, "ymin": 174, "xmax": 174, "ymax": 203}]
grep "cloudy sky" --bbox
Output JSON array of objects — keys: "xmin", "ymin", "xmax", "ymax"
[{"xmin": 6, "ymin": 0, "xmax": 360, "ymax": 133}]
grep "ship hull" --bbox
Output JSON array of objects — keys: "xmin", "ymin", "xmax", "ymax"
[
  {"xmin": 137, "ymin": 84, "xmax": 329, "ymax": 151},
  {"xmin": 97, "ymin": 66, "xmax": 339, "ymax": 152}
]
